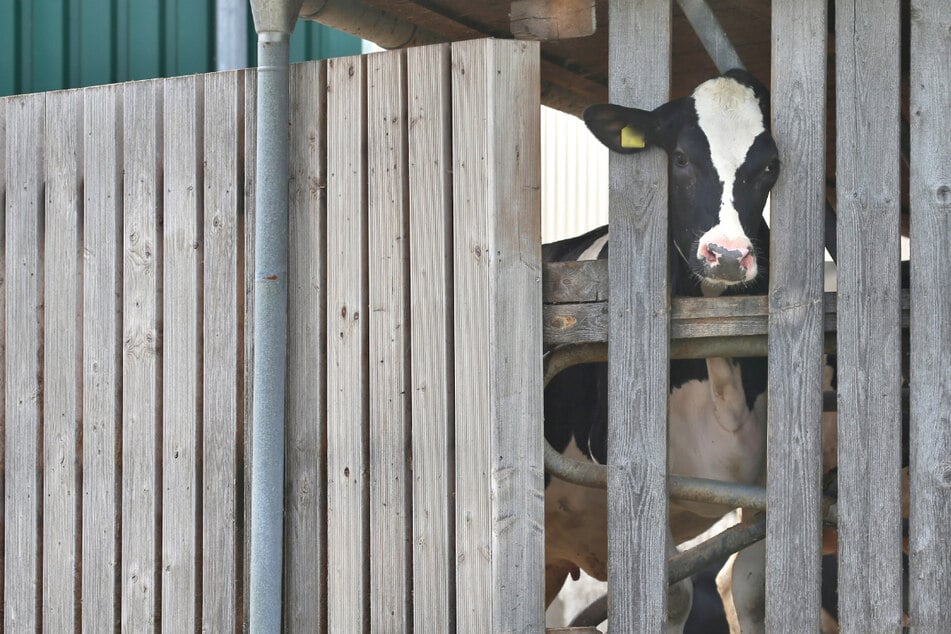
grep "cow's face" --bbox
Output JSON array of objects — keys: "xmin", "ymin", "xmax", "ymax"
[{"xmin": 584, "ymin": 70, "xmax": 778, "ymax": 288}]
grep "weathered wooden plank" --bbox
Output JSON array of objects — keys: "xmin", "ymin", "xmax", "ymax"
[
  {"xmin": 605, "ymin": 1, "xmax": 670, "ymax": 629},
  {"xmin": 510, "ymin": 0, "xmax": 597, "ymax": 40},
  {"xmin": 543, "ymin": 291, "xmax": 911, "ymax": 346},
  {"xmin": 162, "ymin": 74, "xmax": 202, "ymax": 631},
  {"xmin": 42, "ymin": 88, "xmax": 81, "ymax": 632},
  {"xmin": 241, "ymin": 66, "xmax": 257, "ymax": 633},
  {"xmin": 0, "ymin": 88, "xmax": 6, "ymax": 634},
  {"xmin": 835, "ymin": 1, "xmax": 903, "ymax": 631},
  {"xmin": 767, "ymin": 1, "xmax": 827, "ymax": 629},
  {"xmin": 367, "ymin": 49, "xmax": 411, "ymax": 632},
  {"xmin": 451, "ymin": 38, "xmax": 544, "ymax": 632},
  {"xmin": 326, "ymin": 54, "xmax": 370, "ymax": 634},
  {"xmin": 202, "ymin": 69, "xmax": 241, "ymax": 633},
  {"xmin": 284, "ymin": 60, "xmax": 326, "ymax": 632},
  {"xmin": 3, "ymin": 92, "xmax": 44, "ymax": 633},
  {"xmin": 121, "ymin": 78, "xmax": 161, "ymax": 631},
  {"xmin": 407, "ymin": 43, "xmax": 454, "ymax": 634},
  {"xmin": 81, "ymin": 83, "xmax": 122, "ymax": 633},
  {"xmin": 909, "ymin": 1, "xmax": 951, "ymax": 629},
  {"xmin": 543, "ymin": 259, "xmax": 609, "ymax": 304}
]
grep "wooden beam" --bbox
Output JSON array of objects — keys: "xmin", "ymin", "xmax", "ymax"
[{"xmin": 511, "ymin": 0, "xmax": 596, "ymax": 41}]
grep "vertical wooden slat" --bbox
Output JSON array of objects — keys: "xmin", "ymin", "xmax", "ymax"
[
  {"xmin": 3, "ymin": 92, "xmax": 44, "ymax": 633},
  {"xmin": 42, "ymin": 88, "xmax": 81, "ymax": 632},
  {"xmin": 162, "ymin": 73, "xmax": 201, "ymax": 631},
  {"xmin": 284, "ymin": 60, "xmax": 326, "ymax": 632},
  {"xmin": 326, "ymin": 54, "xmax": 369, "ymax": 634},
  {"xmin": 202, "ymin": 69, "xmax": 240, "ymax": 633},
  {"xmin": 909, "ymin": 2, "xmax": 951, "ymax": 629},
  {"xmin": 767, "ymin": 1, "xmax": 827, "ymax": 630},
  {"xmin": 835, "ymin": 1, "xmax": 903, "ymax": 630},
  {"xmin": 0, "ymin": 92, "xmax": 6, "ymax": 634},
  {"xmin": 82, "ymin": 83, "xmax": 122, "ymax": 633},
  {"xmin": 121, "ymin": 78, "xmax": 161, "ymax": 631},
  {"xmin": 367, "ymin": 49, "xmax": 411, "ymax": 633},
  {"xmin": 451, "ymin": 39, "xmax": 544, "ymax": 632},
  {"xmin": 605, "ymin": 2, "xmax": 670, "ymax": 630},
  {"xmin": 407, "ymin": 43, "xmax": 454, "ymax": 634},
  {"xmin": 241, "ymin": 66, "xmax": 257, "ymax": 633}
]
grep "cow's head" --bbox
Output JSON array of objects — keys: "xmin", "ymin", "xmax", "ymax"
[{"xmin": 584, "ymin": 70, "xmax": 778, "ymax": 289}]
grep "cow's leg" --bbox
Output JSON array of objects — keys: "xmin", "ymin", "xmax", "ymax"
[
  {"xmin": 667, "ymin": 527, "xmax": 693, "ymax": 633},
  {"xmin": 722, "ymin": 538, "xmax": 765, "ymax": 633}
]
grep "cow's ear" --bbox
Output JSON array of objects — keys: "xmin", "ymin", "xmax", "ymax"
[{"xmin": 583, "ymin": 104, "xmax": 658, "ymax": 154}]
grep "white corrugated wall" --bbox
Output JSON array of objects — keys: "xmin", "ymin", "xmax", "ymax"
[{"xmin": 541, "ymin": 105, "xmax": 609, "ymax": 242}]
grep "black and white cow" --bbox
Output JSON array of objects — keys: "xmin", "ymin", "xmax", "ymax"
[{"xmin": 543, "ymin": 70, "xmax": 789, "ymax": 632}]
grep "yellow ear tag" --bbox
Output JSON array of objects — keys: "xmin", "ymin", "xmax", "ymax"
[{"xmin": 620, "ymin": 125, "xmax": 645, "ymax": 149}]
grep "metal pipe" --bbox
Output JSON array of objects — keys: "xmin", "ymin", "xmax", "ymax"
[
  {"xmin": 216, "ymin": 0, "xmax": 249, "ymax": 70},
  {"xmin": 675, "ymin": 0, "xmax": 745, "ymax": 72},
  {"xmin": 248, "ymin": 1, "xmax": 301, "ymax": 630},
  {"xmin": 668, "ymin": 515, "xmax": 767, "ymax": 584}
]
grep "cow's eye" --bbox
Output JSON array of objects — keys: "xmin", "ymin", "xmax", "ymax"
[
  {"xmin": 763, "ymin": 158, "xmax": 780, "ymax": 175},
  {"xmin": 673, "ymin": 151, "xmax": 689, "ymax": 168}
]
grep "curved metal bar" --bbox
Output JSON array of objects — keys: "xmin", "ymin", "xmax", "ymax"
[
  {"xmin": 570, "ymin": 593, "xmax": 609, "ymax": 628},
  {"xmin": 667, "ymin": 514, "xmax": 768, "ymax": 585}
]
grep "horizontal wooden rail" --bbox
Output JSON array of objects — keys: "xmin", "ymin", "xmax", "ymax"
[{"xmin": 543, "ymin": 260, "xmax": 911, "ymax": 348}]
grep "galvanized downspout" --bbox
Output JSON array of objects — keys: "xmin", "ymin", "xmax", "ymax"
[{"xmin": 248, "ymin": 1, "xmax": 302, "ymax": 630}]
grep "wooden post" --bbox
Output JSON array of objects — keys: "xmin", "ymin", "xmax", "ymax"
[
  {"xmin": 606, "ymin": 1, "xmax": 671, "ymax": 630},
  {"xmin": 767, "ymin": 0, "xmax": 827, "ymax": 630},
  {"xmin": 835, "ymin": 0, "xmax": 903, "ymax": 630},
  {"xmin": 909, "ymin": 1, "xmax": 951, "ymax": 629},
  {"xmin": 407, "ymin": 43, "xmax": 454, "ymax": 634},
  {"xmin": 452, "ymin": 38, "xmax": 544, "ymax": 633}
]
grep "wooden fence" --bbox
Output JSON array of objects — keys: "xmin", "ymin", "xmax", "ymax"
[
  {"xmin": 0, "ymin": 39, "xmax": 544, "ymax": 632},
  {"xmin": 598, "ymin": 0, "xmax": 951, "ymax": 630}
]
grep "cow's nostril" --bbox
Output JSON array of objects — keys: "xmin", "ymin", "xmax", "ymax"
[{"xmin": 701, "ymin": 243, "xmax": 719, "ymax": 264}]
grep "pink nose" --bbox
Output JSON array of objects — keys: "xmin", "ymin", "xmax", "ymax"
[{"xmin": 698, "ymin": 241, "xmax": 755, "ymax": 281}]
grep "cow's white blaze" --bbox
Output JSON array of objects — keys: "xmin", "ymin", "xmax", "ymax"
[{"xmin": 692, "ymin": 77, "xmax": 765, "ymax": 262}]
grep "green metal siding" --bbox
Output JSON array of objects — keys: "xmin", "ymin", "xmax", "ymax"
[{"xmin": 0, "ymin": 0, "xmax": 362, "ymax": 97}]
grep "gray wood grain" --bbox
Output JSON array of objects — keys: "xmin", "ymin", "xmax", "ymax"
[
  {"xmin": 202, "ymin": 69, "xmax": 241, "ymax": 633},
  {"xmin": 326, "ymin": 54, "xmax": 370, "ymax": 634},
  {"xmin": 367, "ymin": 49, "xmax": 412, "ymax": 633},
  {"xmin": 909, "ymin": 1, "xmax": 951, "ymax": 629},
  {"xmin": 81, "ymin": 83, "xmax": 122, "ymax": 633},
  {"xmin": 42, "ymin": 88, "xmax": 81, "ymax": 632},
  {"xmin": 242, "ymin": 66, "xmax": 257, "ymax": 633},
  {"xmin": 121, "ymin": 78, "xmax": 161, "ymax": 631},
  {"xmin": 835, "ymin": 1, "xmax": 904, "ymax": 630},
  {"xmin": 162, "ymin": 74, "xmax": 201, "ymax": 631},
  {"xmin": 543, "ymin": 259, "xmax": 609, "ymax": 304},
  {"xmin": 767, "ymin": 1, "xmax": 828, "ymax": 629},
  {"xmin": 451, "ymin": 38, "xmax": 544, "ymax": 633},
  {"xmin": 605, "ymin": 2, "xmax": 671, "ymax": 629},
  {"xmin": 284, "ymin": 60, "xmax": 326, "ymax": 632},
  {"xmin": 407, "ymin": 43, "xmax": 455, "ymax": 633},
  {"xmin": 3, "ymin": 92, "xmax": 44, "ymax": 633},
  {"xmin": 0, "ymin": 95, "xmax": 5, "ymax": 634}
]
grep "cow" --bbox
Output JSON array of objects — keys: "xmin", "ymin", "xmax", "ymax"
[{"xmin": 543, "ymin": 69, "xmax": 782, "ymax": 632}]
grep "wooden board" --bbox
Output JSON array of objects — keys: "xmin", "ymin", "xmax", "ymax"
[
  {"xmin": 81, "ymin": 83, "xmax": 122, "ymax": 632},
  {"xmin": 766, "ymin": 1, "xmax": 827, "ymax": 629},
  {"xmin": 407, "ymin": 43, "xmax": 455, "ymax": 633},
  {"xmin": 42, "ymin": 87, "xmax": 81, "ymax": 632},
  {"xmin": 121, "ymin": 78, "xmax": 161, "ymax": 631},
  {"xmin": 202, "ymin": 69, "xmax": 241, "ymax": 632},
  {"xmin": 604, "ymin": 2, "xmax": 671, "ymax": 630},
  {"xmin": 367, "ymin": 49, "xmax": 411, "ymax": 632},
  {"xmin": 326, "ymin": 53, "xmax": 370, "ymax": 634},
  {"xmin": 283, "ymin": 60, "xmax": 326, "ymax": 632},
  {"xmin": 909, "ymin": 1, "xmax": 951, "ymax": 629},
  {"xmin": 0, "ymin": 94, "xmax": 5, "ymax": 631},
  {"xmin": 451, "ymin": 38, "xmax": 544, "ymax": 633},
  {"xmin": 3, "ymin": 91, "xmax": 43, "ymax": 633},
  {"xmin": 834, "ymin": 0, "xmax": 903, "ymax": 630},
  {"xmin": 162, "ymin": 74, "xmax": 201, "ymax": 631},
  {"xmin": 241, "ymin": 66, "xmax": 257, "ymax": 633}
]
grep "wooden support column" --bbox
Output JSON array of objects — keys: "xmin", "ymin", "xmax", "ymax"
[
  {"xmin": 767, "ymin": 0, "xmax": 827, "ymax": 630},
  {"xmin": 606, "ymin": 0, "xmax": 671, "ymax": 631}
]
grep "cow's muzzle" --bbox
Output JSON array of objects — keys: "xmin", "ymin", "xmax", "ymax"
[{"xmin": 699, "ymin": 241, "xmax": 756, "ymax": 283}]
